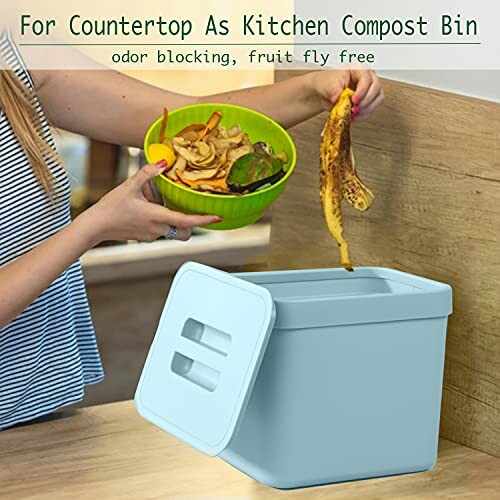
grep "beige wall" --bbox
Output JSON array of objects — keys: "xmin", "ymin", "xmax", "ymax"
[{"xmin": 121, "ymin": 70, "xmax": 274, "ymax": 96}]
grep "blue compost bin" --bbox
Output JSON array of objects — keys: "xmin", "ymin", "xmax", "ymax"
[{"xmin": 135, "ymin": 262, "xmax": 452, "ymax": 489}]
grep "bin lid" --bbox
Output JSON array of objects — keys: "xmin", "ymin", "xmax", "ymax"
[{"xmin": 135, "ymin": 261, "xmax": 276, "ymax": 457}]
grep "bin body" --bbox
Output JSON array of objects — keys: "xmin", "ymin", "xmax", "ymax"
[
  {"xmin": 221, "ymin": 268, "xmax": 450, "ymax": 489},
  {"xmin": 135, "ymin": 265, "xmax": 451, "ymax": 490}
]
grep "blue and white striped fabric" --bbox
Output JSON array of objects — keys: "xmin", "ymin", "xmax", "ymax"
[{"xmin": 0, "ymin": 31, "xmax": 103, "ymax": 430}]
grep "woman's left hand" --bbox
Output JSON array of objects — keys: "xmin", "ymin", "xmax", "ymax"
[{"xmin": 312, "ymin": 69, "xmax": 384, "ymax": 122}]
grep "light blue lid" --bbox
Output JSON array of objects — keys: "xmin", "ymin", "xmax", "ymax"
[{"xmin": 135, "ymin": 262, "xmax": 276, "ymax": 456}]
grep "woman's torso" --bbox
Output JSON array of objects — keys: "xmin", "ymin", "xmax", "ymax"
[{"xmin": 0, "ymin": 32, "xmax": 103, "ymax": 429}]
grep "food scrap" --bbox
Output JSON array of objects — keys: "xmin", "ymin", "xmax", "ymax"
[
  {"xmin": 319, "ymin": 88, "xmax": 375, "ymax": 271},
  {"xmin": 147, "ymin": 109, "xmax": 289, "ymax": 195}
]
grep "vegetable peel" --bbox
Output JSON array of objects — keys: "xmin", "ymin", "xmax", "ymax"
[{"xmin": 152, "ymin": 107, "xmax": 288, "ymax": 195}]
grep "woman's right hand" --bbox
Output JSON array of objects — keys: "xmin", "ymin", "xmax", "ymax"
[{"xmin": 77, "ymin": 161, "xmax": 222, "ymax": 245}]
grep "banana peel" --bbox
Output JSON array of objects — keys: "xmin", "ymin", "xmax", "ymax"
[
  {"xmin": 342, "ymin": 148, "xmax": 375, "ymax": 212},
  {"xmin": 320, "ymin": 88, "xmax": 375, "ymax": 271}
]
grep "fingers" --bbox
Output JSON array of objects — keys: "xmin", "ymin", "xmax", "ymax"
[
  {"xmin": 134, "ymin": 224, "xmax": 192, "ymax": 243},
  {"xmin": 357, "ymin": 74, "xmax": 383, "ymax": 110},
  {"xmin": 351, "ymin": 71, "xmax": 384, "ymax": 120},
  {"xmin": 131, "ymin": 161, "xmax": 167, "ymax": 190},
  {"xmin": 157, "ymin": 224, "xmax": 193, "ymax": 242},
  {"xmin": 328, "ymin": 87, "xmax": 343, "ymax": 106},
  {"xmin": 354, "ymin": 90, "xmax": 385, "ymax": 122},
  {"xmin": 141, "ymin": 210, "xmax": 220, "ymax": 242},
  {"xmin": 142, "ymin": 181, "xmax": 156, "ymax": 202},
  {"xmin": 148, "ymin": 203, "xmax": 222, "ymax": 228},
  {"xmin": 352, "ymin": 71, "xmax": 374, "ymax": 106},
  {"xmin": 142, "ymin": 180, "xmax": 163, "ymax": 204},
  {"xmin": 327, "ymin": 71, "xmax": 350, "ymax": 105}
]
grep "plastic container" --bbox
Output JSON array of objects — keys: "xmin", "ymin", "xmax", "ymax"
[
  {"xmin": 144, "ymin": 103, "xmax": 297, "ymax": 230},
  {"xmin": 135, "ymin": 262, "xmax": 452, "ymax": 489}
]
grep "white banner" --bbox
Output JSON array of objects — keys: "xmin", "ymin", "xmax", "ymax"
[{"xmin": 0, "ymin": 0, "xmax": 497, "ymax": 70}]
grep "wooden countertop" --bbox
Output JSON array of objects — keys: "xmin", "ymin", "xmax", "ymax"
[{"xmin": 1, "ymin": 401, "xmax": 499, "ymax": 499}]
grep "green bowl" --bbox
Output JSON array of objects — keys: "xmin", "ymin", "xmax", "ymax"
[{"xmin": 144, "ymin": 103, "xmax": 297, "ymax": 230}]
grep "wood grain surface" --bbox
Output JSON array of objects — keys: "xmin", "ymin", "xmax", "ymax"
[
  {"xmin": 268, "ymin": 72, "xmax": 500, "ymax": 457},
  {"xmin": 1, "ymin": 401, "xmax": 499, "ymax": 499}
]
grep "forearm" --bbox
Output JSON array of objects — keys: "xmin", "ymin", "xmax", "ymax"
[
  {"xmin": 202, "ymin": 72, "xmax": 323, "ymax": 128},
  {"xmin": 0, "ymin": 216, "xmax": 96, "ymax": 329},
  {"xmin": 32, "ymin": 69, "xmax": 197, "ymax": 148},
  {"xmin": 33, "ymin": 69, "xmax": 323, "ymax": 150}
]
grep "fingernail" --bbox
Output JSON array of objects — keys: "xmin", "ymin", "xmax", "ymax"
[
  {"xmin": 352, "ymin": 106, "xmax": 360, "ymax": 114},
  {"xmin": 213, "ymin": 217, "xmax": 223, "ymax": 223},
  {"xmin": 352, "ymin": 95, "xmax": 359, "ymax": 104},
  {"xmin": 156, "ymin": 159, "xmax": 167, "ymax": 168}
]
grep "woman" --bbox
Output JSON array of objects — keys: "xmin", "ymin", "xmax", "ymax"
[{"xmin": 0, "ymin": 30, "xmax": 383, "ymax": 429}]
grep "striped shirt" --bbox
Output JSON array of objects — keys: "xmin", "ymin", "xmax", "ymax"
[{"xmin": 0, "ymin": 32, "xmax": 103, "ymax": 430}]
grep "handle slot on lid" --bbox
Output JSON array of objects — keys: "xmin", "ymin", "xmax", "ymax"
[
  {"xmin": 181, "ymin": 318, "xmax": 231, "ymax": 357},
  {"xmin": 171, "ymin": 352, "xmax": 220, "ymax": 392},
  {"xmin": 135, "ymin": 262, "xmax": 276, "ymax": 457}
]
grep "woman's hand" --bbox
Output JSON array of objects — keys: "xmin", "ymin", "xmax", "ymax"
[
  {"xmin": 1, "ymin": 160, "xmax": 221, "ymax": 327},
  {"xmin": 77, "ymin": 161, "xmax": 221, "ymax": 245},
  {"xmin": 311, "ymin": 69, "xmax": 384, "ymax": 122}
]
